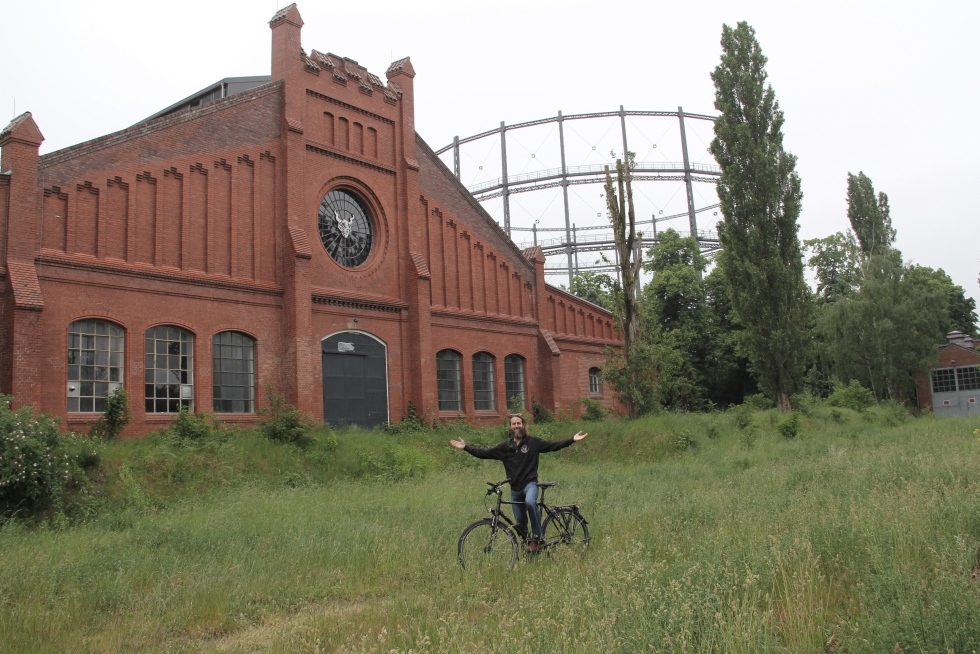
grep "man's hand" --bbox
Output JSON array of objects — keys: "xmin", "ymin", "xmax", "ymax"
[
  {"xmin": 449, "ymin": 438, "xmax": 466, "ymax": 449},
  {"xmin": 572, "ymin": 431, "xmax": 587, "ymax": 442}
]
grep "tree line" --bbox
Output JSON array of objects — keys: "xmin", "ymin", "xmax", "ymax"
[{"xmin": 569, "ymin": 22, "xmax": 978, "ymax": 416}]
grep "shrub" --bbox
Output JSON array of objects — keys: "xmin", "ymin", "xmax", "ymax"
[
  {"xmin": 89, "ymin": 387, "xmax": 130, "ymax": 440},
  {"xmin": 744, "ymin": 393, "xmax": 774, "ymax": 410},
  {"xmin": 671, "ymin": 429, "xmax": 698, "ymax": 451},
  {"xmin": 383, "ymin": 401, "xmax": 428, "ymax": 434},
  {"xmin": 531, "ymin": 397, "xmax": 553, "ymax": 424},
  {"xmin": 790, "ymin": 391, "xmax": 816, "ymax": 416},
  {"xmin": 259, "ymin": 386, "xmax": 315, "ymax": 446},
  {"xmin": 579, "ymin": 398, "xmax": 606, "ymax": 422},
  {"xmin": 507, "ymin": 395, "xmax": 525, "ymax": 415},
  {"xmin": 169, "ymin": 407, "xmax": 222, "ymax": 441},
  {"xmin": 827, "ymin": 380, "xmax": 876, "ymax": 412},
  {"xmin": 777, "ymin": 411, "xmax": 802, "ymax": 438},
  {"xmin": 731, "ymin": 405, "xmax": 754, "ymax": 430},
  {"xmin": 0, "ymin": 397, "xmax": 87, "ymax": 519}
]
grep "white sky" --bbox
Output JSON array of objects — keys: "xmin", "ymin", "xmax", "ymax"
[{"xmin": 2, "ymin": 0, "xmax": 977, "ymax": 308}]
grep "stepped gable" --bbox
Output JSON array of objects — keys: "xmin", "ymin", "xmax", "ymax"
[{"xmin": 310, "ymin": 50, "xmax": 397, "ymax": 99}]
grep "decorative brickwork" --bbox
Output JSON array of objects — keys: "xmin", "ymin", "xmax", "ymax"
[{"xmin": 0, "ymin": 4, "xmax": 621, "ymax": 435}]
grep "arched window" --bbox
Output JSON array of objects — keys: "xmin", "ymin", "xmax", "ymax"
[
  {"xmin": 436, "ymin": 350, "xmax": 462, "ymax": 412},
  {"xmin": 67, "ymin": 319, "xmax": 125, "ymax": 413},
  {"xmin": 504, "ymin": 354, "xmax": 526, "ymax": 410},
  {"xmin": 472, "ymin": 352, "xmax": 496, "ymax": 411},
  {"xmin": 589, "ymin": 367, "xmax": 602, "ymax": 395},
  {"xmin": 212, "ymin": 331, "xmax": 255, "ymax": 413},
  {"xmin": 145, "ymin": 326, "xmax": 194, "ymax": 413}
]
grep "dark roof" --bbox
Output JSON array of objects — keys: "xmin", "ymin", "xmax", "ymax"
[{"xmin": 140, "ymin": 76, "xmax": 272, "ymax": 124}]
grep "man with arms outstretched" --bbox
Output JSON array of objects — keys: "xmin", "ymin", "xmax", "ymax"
[{"xmin": 450, "ymin": 413, "xmax": 587, "ymax": 552}]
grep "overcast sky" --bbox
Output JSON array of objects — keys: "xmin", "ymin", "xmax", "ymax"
[{"xmin": 2, "ymin": 0, "xmax": 977, "ymax": 308}]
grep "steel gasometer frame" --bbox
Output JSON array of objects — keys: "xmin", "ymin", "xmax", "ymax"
[{"xmin": 436, "ymin": 106, "xmax": 723, "ymax": 287}]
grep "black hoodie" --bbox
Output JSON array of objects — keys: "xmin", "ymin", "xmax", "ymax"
[{"xmin": 463, "ymin": 435, "xmax": 574, "ymax": 490}]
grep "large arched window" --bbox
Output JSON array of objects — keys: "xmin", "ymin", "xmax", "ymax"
[
  {"xmin": 472, "ymin": 352, "xmax": 496, "ymax": 411},
  {"xmin": 504, "ymin": 354, "xmax": 526, "ymax": 410},
  {"xmin": 212, "ymin": 331, "xmax": 255, "ymax": 413},
  {"xmin": 589, "ymin": 367, "xmax": 602, "ymax": 395},
  {"xmin": 145, "ymin": 326, "xmax": 194, "ymax": 413},
  {"xmin": 67, "ymin": 319, "xmax": 125, "ymax": 413},
  {"xmin": 436, "ymin": 349, "xmax": 462, "ymax": 412}
]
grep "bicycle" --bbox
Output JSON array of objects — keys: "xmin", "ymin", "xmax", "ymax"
[{"xmin": 457, "ymin": 479, "xmax": 590, "ymax": 570}]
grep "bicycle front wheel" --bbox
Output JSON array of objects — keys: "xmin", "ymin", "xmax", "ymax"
[
  {"xmin": 542, "ymin": 508, "xmax": 590, "ymax": 560},
  {"xmin": 458, "ymin": 518, "xmax": 519, "ymax": 570}
]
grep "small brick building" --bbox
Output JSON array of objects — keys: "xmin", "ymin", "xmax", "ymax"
[
  {"xmin": 0, "ymin": 4, "xmax": 620, "ymax": 436},
  {"xmin": 918, "ymin": 331, "xmax": 980, "ymax": 417}
]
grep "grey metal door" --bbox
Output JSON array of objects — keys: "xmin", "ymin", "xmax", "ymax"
[{"xmin": 322, "ymin": 332, "xmax": 388, "ymax": 428}]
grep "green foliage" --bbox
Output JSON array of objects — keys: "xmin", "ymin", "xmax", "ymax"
[
  {"xmin": 670, "ymin": 429, "xmax": 698, "ymax": 451},
  {"xmin": 259, "ymin": 386, "xmax": 316, "ymax": 446},
  {"xmin": 89, "ymin": 387, "xmax": 130, "ymax": 440},
  {"xmin": 382, "ymin": 401, "xmax": 429, "ymax": 434},
  {"xmin": 710, "ymin": 21, "xmax": 810, "ymax": 412},
  {"xmin": 0, "ymin": 397, "xmax": 90, "ymax": 520},
  {"xmin": 776, "ymin": 411, "xmax": 802, "ymax": 438},
  {"xmin": 567, "ymin": 271, "xmax": 617, "ymax": 311},
  {"xmin": 168, "ymin": 407, "xmax": 223, "ymax": 441},
  {"xmin": 579, "ymin": 398, "xmax": 606, "ymax": 422},
  {"xmin": 602, "ymin": 342, "xmax": 660, "ymax": 417},
  {"xmin": 507, "ymin": 394, "xmax": 526, "ymax": 416},
  {"xmin": 531, "ymin": 397, "xmax": 553, "ymax": 424},
  {"xmin": 804, "ymin": 231, "xmax": 861, "ymax": 304},
  {"xmin": 847, "ymin": 171, "xmax": 895, "ymax": 257},
  {"xmin": 731, "ymin": 404, "xmax": 754, "ymax": 431},
  {"xmin": 364, "ymin": 446, "xmax": 436, "ymax": 482},
  {"xmin": 743, "ymin": 393, "xmax": 773, "ymax": 410},
  {"xmin": 827, "ymin": 380, "xmax": 876, "ymax": 411}
]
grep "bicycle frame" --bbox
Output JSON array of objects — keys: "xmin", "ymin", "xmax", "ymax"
[{"xmin": 483, "ymin": 479, "xmax": 586, "ymax": 551}]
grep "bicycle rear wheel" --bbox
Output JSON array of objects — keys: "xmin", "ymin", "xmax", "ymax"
[
  {"xmin": 541, "ymin": 508, "xmax": 590, "ymax": 560},
  {"xmin": 458, "ymin": 518, "xmax": 519, "ymax": 570}
]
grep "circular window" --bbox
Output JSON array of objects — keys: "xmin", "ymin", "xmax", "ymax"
[{"xmin": 317, "ymin": 189, "xmax": 374, "ymax": 268}]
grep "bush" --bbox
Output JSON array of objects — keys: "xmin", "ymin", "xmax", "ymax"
[
  {"xmin": 169, "ymin": 407, "xmax": 222, "ymax": 441},
  {"xmin": 731, "ymin": 404, "xmax": 754, "ymax": 430},
  {"xmin": 89, "ymin": 387, "xmax": 130, "ymax": 440},
  {"xmin": 777, "ymin": 411, "xmax": 802, "ymax": 438},
  {"xmin": 827, "ymin": 380, "xmax": 876, "ymax": 412},
  {"xmin": 382, "ymin": 401, "xmax": 429, "ymax": 434},
  {"xmin": 0, "ymin": 397, "xmax": 87, "ymax": 519},
  {"xmin": 743, "ymin": 393, "xmax": 774, "ymax": 410},
  {"xmin": 579, "ymin": 398, "xmax": 606, "ymax": 422},
  {"xmin": 260, "ymin": 387, "xmax": 315, "ymax": 446},
  {"xmin": 671, "ymin": 429, "xmax": 698, "ymax": 451},
  {"xmin": 531, "ymin": 397, "xmax": 553, "ymax": 424}
]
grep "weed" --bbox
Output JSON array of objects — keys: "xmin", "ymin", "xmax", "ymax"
[{"xmin": 89, "ymin": 387, "xmax": 130, "ymax": 440}]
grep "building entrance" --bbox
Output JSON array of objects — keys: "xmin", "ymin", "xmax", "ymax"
[{"xmin": 321, "ymin": 331, "xmax": 389, "ymax": 428}]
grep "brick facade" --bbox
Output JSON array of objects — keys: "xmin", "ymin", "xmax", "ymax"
[{"xmin": 0, "ymin": 4, "xmax": 621, "ymax": 436}]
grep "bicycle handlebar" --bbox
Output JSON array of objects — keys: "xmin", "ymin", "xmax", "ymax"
[{"xmin": 486, "ymin": 479, "xmax": 510, "ymax": 495}]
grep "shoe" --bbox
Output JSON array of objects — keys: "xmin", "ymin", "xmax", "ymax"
[{"xmin": 526, "ymin": 539, "xmax": 540, "ymax": 554}]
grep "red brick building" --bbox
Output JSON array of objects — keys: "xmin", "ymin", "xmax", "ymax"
[
  {"xmin": 917, "ymin": 332, "xmax": 980, "ymax": 417},
  {"xmin": 0, "ymin": 4, "xmax": 620, "ymax": 436}
]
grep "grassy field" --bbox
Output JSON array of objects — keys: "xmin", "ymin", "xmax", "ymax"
[{"xmin": 2, "ymin": 406, "xmax": 980, "ymax": 652}]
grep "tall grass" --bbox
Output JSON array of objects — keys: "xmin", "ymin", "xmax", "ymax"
[{"xmin": 1, "ymin": 409, "xmax": 979, "ymax": 652}]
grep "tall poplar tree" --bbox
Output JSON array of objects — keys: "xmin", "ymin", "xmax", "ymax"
[
  {"xmin": 709, "ymin": 22, "xmax": 810, "ymax": 411},
  {"xmin": 847, "ymin": 171, "xmax": 895, "ymax": 257}
]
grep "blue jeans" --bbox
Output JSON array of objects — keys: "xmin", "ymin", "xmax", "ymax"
[{"xmin": 511, "ymin": 482, "xmax": 542, "ymax": 540}]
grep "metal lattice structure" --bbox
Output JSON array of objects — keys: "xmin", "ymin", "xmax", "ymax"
[{"xmin": 436, "ymin": 106, "xmax": 722, "ymax": 287}]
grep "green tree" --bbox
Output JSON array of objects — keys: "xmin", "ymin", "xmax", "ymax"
[
  {"xmin": 847, "ymin": 171, "xmax": 895, "ymax": 257},
  {"xmin": 804, "ymin": 232, "xmax": 861, "ymax": 304},
  {"xmin": 820, "ymin": 250, "xmax": 946, "ymax": 401},
  {"xmin": 602, "ymin": 154, "xmax": 655, "ymax": 417},
  {"xmin": 641, "ymin": 229, "xmax": 710, "ymax": 410},
  {"xmin": 567, "ymin": 271, "xmax": 617, "ymax": 311},
  {"xmin": 907, "ymin": 266, "xmax": 977, "ymax": 337},
  {"xmin": 709, "ymin": 21, "xmax": 810, "ymax": 411}
]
